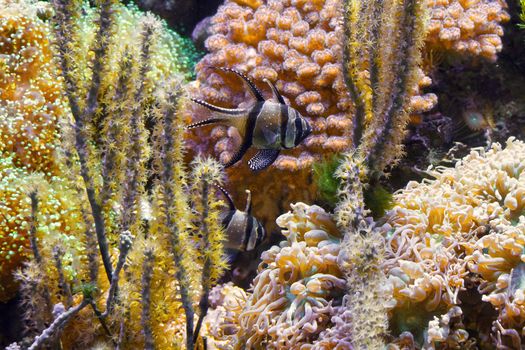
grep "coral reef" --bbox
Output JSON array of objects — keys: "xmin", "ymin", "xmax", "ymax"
[
  {"xmin": 200, "ymin": 139, "xmax": 525, "ymax": 349},
  {"xmin": 188, "ymin": 0, "xmax": 439, "ymax": 173},
  {"xmin": 1, "ymin": 1, "xmax": 226, "ymax": 349},
  {"xmin": 425, "ymin": 0, "xmax": 510, "ymax": 61},
  {"xmin": 3, "ymin": 0, "xmax": 525, "ymax": 348},
  {"xmin": 0, "ymin": 0, "xmax": 199, "ymax": 304},
  {"xmin": 184, "ymin": 0, "xmax": 440, "ymax": 235}
]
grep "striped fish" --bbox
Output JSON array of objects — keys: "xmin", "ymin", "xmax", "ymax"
[
  {"xmin": 217, "ymin": 184, "xmax": 266, "ymax": 252},
  {"xmin": 188, "ymin": 67, "xmax": 312, "ymax": 171}
]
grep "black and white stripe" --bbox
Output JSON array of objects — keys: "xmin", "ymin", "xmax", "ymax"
[{"xmin": 222, "ymin": 209, "xmax": 266, "ymax": 252}]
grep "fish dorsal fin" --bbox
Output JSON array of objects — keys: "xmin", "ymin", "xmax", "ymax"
[
  {"xmin": 263, "ymin": 78, "xmax": 286, "ymax": 105},
  {"xmin": 186, "ymin": 117, "xmax": 226, "ymax": 129},
  {"xmin": 211, "ymin": 67, "xmax": 265, "ymax": 102},
  {"xmin": 216, "ymin": 184, "xmax": 236, "ymax": 211},
  {"xmin": 244, "ymin": 189, "xmax": 252, "ymax": 214},
  {"xmin": 191, "ymin": 98, "xmax": 247, "ymax": 115},
  {"xmin": 248, "ymin": 149, "xmax": 280, "ymax": 171}
]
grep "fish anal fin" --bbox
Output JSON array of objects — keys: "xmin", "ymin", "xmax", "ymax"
[{"xmin": 248, "ymin": 149, "xmax": 280, "ymax": 171}]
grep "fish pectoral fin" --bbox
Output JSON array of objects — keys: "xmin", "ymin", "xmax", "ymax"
[
  {"xmin": 223, "ymin": 139, "xmax": 251, "ymax": 168},
  {"xmin": 248, "ymin": 149, "xmax": 280, "ymax": 171}
]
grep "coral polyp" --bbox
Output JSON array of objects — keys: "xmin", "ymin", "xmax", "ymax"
[{"xmin": 0, "ymin": 1, "xmax": 65, "ymax": 174}]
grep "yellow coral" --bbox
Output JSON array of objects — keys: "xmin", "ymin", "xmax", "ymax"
[
  {"xmin": 425, "ymin": 0, "xmax": 510, "ymax": 61},
  {"xmin": 0, "ymin": 1, "xmax": 66, "ymax": 174},
  {"xmin": 0, "ymin": 157, "xmax": 85, "ymax": 302}
]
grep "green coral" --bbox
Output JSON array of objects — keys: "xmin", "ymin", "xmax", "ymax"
[{"xmin": 313, "ymin": 154, "xmax": 343, "ymax": 207}]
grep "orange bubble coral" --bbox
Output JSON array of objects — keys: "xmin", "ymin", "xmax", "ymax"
[
  {"xmin": 0, "ymin": 1, "xmax": 65, "ymax": 175},
  {"xmin": 203, "ymin": 282, "xmax": 249, "ymax": 350},
  {"xmin": 425, "ymin": 0, "xmax": 510, "ymax": 61}
]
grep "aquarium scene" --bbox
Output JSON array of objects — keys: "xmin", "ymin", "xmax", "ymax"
[{"xmin": 2, "ymin": 0, "xmax": 525, "ymax": 349}]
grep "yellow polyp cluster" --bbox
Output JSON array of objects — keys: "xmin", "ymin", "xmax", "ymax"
[
  {"xmin": 425, "ymin": 0, "xmax": 510, "ymax": 61},
  {"xmin": 0, "ymin": 157, "xmax": 84, "ymax": 302},
  {"xmin": 0, "ymin": 1, "xmax": 66, "ymax": 175},
  {"xmin": 381, "ymin": 138, "xmax": 525, "ymax": 344},
  {"xmin": 189, "ymin": 157, "xmax": 229, "ymax": 288},
  {"xmin": 204, "ymin": 203, "xmax": 347, "ymax": 349},
  {"xmin": 117, "ymin": 236, "xmax": 190, "ymax": 349}
]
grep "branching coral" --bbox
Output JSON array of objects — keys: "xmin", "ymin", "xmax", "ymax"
[
  {"xmin": 0, "ymin": 0, "xmax": 200, "ymax": 304},
  {"xmin": 4, "ymin": 1, "xmax": 227, "ymax": 349},
  {"xmin": 425, "ymin": 0, "xmax": 510, "ymax": 61},
  {"xmin": 328, "ymin": 0, "xmax": 427, "ymax": 347}
]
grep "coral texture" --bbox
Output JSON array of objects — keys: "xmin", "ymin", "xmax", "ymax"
[
  {"xmin": 0, "ymin": 0, "xmax": 198, "ymax": 304},
  {"xmin": 425, "ymin": 0, "xmax": 510, "ymax": 61},
  {"xmin": 202, "ymin": 139, "xmax": 525, "ymax": 348},
  {"xmin": 382, "ymin": 138, "xmax": 525, "ymax": 347},
  {"xmin": 203, "ymin": 282, "xmax": 249, "ymax": 350},
  {"xmin": 0, "ymin": 158, "xmax": 84, "ymax": 302},
  {"xmin": 0, "ymin": 1, "xmax": 65, "ymax": 174},
  {"xmin": 186, "ymin": 0, "xmax": 438, "ymax": 233}
]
